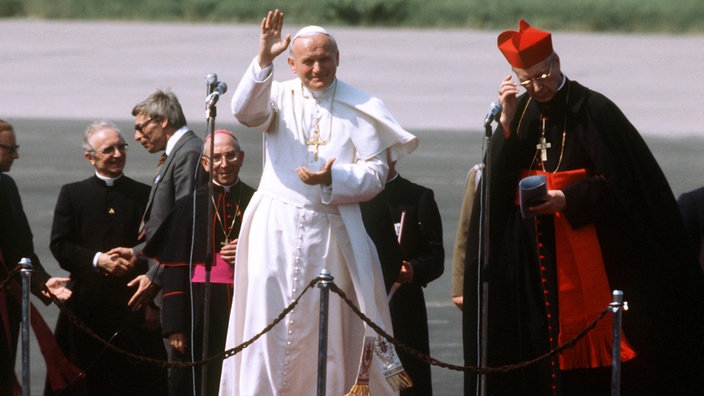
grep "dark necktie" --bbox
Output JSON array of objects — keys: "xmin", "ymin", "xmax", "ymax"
[{"xmin": 157, "ymin": 153, "xmax": 167, "ymax": 168}]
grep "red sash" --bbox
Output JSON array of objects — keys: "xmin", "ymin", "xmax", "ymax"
[{"xmin": 518, "ymin": 169, "xmax": 637, "ymax": 369}]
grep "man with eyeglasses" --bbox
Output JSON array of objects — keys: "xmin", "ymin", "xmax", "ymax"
[
  {"xmin": 141, "ymin": 129, "xmax": 255, "ymax": 395},
  {"xmin": 115, "ymin": 89, "xmax": 207, "ymax": 309},
  {"xmin": 463, "ymin": 20, "xmax": 704, "ymax": 395},
  {"xmin": 105, "ymin": 89, "xmax": 206, "ymax": 395},
  {"xmin": 0, "ymin": 119, "xmax": 73, "ymax": 395},
  {"xmin": 46, "ymin": 120, "xmax": 168, "ymax": 395}
]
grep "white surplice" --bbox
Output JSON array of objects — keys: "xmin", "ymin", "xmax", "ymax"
[{"xmin": 219, "ymin": 58, "xmax": 418, "ymax": 396}]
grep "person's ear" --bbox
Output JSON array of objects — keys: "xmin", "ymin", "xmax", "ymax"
[
  {"xmin": 84, "ymin": 151, "xmax": 96, "ymax": 166},
  {"xmin": 287, "ymin": 56, "xmax": 297, "ymax": 75}
]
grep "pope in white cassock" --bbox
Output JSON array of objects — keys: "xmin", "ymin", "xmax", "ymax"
[{"xmin": 218, "ymin": 9, "xmax": 419, "ymax": 396}]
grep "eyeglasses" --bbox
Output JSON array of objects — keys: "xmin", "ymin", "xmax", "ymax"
[
  {"xmin": 519, "ymin": 60, "xmax": 554, "ymax": 88},
  {"xmin": 0, "ymin": 143, "xmax": 20, "ymax": 154},
  {"xmin": 134, "ymin": 117, "xmax": 155, "ymax": 133},
  {"xmin": 91, "ymin": 143, "xmax": 128, "ymax": 156},
  {"xmin": 206, "ymin": 152, "xmax": 240, "ymax": 164}
]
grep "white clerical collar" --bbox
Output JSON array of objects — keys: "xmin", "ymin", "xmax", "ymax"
[
  {"xmin": 387, "ymin": 171, "xmax": 399, "ymax": 184},
  {"xmin": 165, "ymin": 126, "xmax": 189, "ymax": 155},
  {"xmin": 213, "ymin": 178, "xmax": 240, "ymax": 193},
  {"xmin": 302, "ymin": 79, "xmax": 337, "ymax": 101},
  {"xmin": 95, "ymin": 172, "xmax": 123, "ymax": 187}
]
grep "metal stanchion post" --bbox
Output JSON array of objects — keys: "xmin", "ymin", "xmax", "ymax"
[
  {"xmin": 19, "ymin": 257, "xmax": 32, "ymax": 396},
  {"xmin": 316, "ymin": 269, "xmax": 333, "ymax": 396},
  {"xmin": 609, "ymin": 290, "xmax": 627, "ymax": 396}
]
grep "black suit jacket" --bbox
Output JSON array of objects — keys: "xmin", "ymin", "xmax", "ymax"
[{"xmin": 141, "ymin": 130, "xmax": 207, "ymax": 284}]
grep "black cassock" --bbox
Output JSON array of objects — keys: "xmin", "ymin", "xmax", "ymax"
[
  {"xmin": 142, "ymin": 181, "xmax": 255, "ymax": 396},
  {"xmin": 1, "ymin": 173, "xmax": 53, "ymax": 395},
  {"xmin": 48, "ymin": 175, "xmax": 167, "ymax": 396},
  {"xmin": 463, "ymin": 80, "xmax": 704, "ymax": 395},
  {"xmin": 362, "ymin": 174, "xmax": 445, "ymax": 396}
]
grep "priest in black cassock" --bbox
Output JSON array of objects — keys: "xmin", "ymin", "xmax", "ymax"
[
  {"xmin": 1, "ymin": 119, "xmax": 73, "ymax": 396},
  {"xmin": 361, "ymin": 159, "xmax": 445, "ymax": 396},
  {"xmin": 463, "ymin": 21, "xmax": 704, "ymax": 396},
  {"xmin": 142, "ymin": 130, "xmax": 255, "ymax": 396},
  {"xmin": 47, "ymin": 121, "xmax": 167, "ymax": 396}
]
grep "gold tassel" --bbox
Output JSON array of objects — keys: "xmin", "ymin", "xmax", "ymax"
[
  {"xmin": 374, "ymin": 336, "xmax": 414, "ymax": 391},
  {"xmin": 346, "ymin": 336, "xmax": 375, "ymax": 396},
  {"xmin": 345, "ymin": 384, "xmax": 371, "ymax": 396},
  {"xmin": 385, "ymin": 370, "xmax": 413, "ymax": 391}
]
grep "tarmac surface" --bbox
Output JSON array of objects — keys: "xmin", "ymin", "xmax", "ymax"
[{"xmin": 2, "ymin": 19, "xmax": 703, "ymax": 395}]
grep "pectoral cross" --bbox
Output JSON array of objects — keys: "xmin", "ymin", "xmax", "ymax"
[
  {"xmin": 536, "ymin": 136, "xmax": 551, "ymax": 162},
  {"xmin": 305, "ymin": 119, "xmax": 327, "ymax": 161},
  {"xmin": 536, "ymin": 116, "xmax": 551, "ymax": 162}
]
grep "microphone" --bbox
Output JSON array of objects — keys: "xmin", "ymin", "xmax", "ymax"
[
  {"xmin": 206, "ymin": 81, "xmax": 228, "ymax": 106},
  {"xmin": 205, "ymin": 73, "xmax": 218, "ymax": 94},
  {"xmin": 483, "ymin": 102, "xmax": 502, "ymax": 127}
]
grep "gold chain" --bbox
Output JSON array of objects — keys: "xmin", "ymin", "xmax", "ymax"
[
  {"xmin": 211, "ymin": 183, "xmax": 242, "ymax": 244},
  {"xmin": 295, "ymin": 81, "xmax": 337, "ymax": 161},
  {"xmin": 519, "ymin": 85, "xmax": 570, "ymax": 173}
]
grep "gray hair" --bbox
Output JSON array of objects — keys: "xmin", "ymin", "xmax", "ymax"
[
  {"xmin": 83, "ymin": 120, "xmax": 122, "ymax": 152},
  {"xmin": 131, "ymin": 89, "xmax": 187, "ymax": 129}
]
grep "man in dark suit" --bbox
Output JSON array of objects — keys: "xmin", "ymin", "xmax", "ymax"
[
  {"xmin": 110, "ymin": 89, "xmax": 206, "ymax": 308},
  {"xmin": 143, "ymin": 130, "xmax": 255, "ymax": 395},
  {"xmin": 361, "ymin": 159, "xmax": 445, "ymax": 396},
  {"xmin": 0, "ymin": 119, "xmax": 72, "ymax": 396},
  {"xmin": 46, "ymin": 121, "xmax": 167, "ymax": 395},
  {"xmin": 678, "ymin": 186, "xmax": 704, "ymax": 273},
  {"xmin": 109, "ymin": 89, "xmax": 207, "ymax": 396}
]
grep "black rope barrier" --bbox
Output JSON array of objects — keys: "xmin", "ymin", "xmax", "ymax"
[{"xmin": 3, "ymin": 271, "xmax": 611, "ymax": 376}]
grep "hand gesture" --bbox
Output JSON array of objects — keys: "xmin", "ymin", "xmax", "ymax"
[
  {"xmin": 44, "ymin": 277, "xmax": 72, "ymax": 301},
  {"xmin": 497, "ymin": 75, "xmax": 520, "ymax": 136},
  {"xmin": 297, "ymin": 158, "xmax": 335, "ymax": 186},
  {"xmin": 127, "ymin": 274, "xmax": 159, "ymax": 311},
  {"xmin": 106, "ymin": 246, "xmax": 137, "ymax": 263},
  {"xmin": 258, "ymin": 9, "xmax": 291, "ymax": 68},
  {"xmin": 97, "ymin": 252, "xmax": 134, "ymax": 277}
]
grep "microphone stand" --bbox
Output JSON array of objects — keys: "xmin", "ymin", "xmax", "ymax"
[
  {"xmin": 476, "ymin": 119, "xmax": 494, "ymax": 396},
  {"xmin": 200, "ymin": 75, "xmax": 218, "ymax": 396}
]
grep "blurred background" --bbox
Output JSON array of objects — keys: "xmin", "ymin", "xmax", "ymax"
[{"xmin": 2, "ymin": 2, "xmax": 703, "ymax": 394}]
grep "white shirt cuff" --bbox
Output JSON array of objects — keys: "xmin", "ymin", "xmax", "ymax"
[{"xmin": 92, "ymin": 252, "xmax": 101, "ymax": 271}]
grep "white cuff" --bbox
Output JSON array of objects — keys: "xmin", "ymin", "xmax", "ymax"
[
  {"xmin": 252, "ymin": 58, "xmax": 273, "ymax": 82},
  {"xmin": 92, "ymin": 252, "xmax": 102, "ymax": 271}
]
